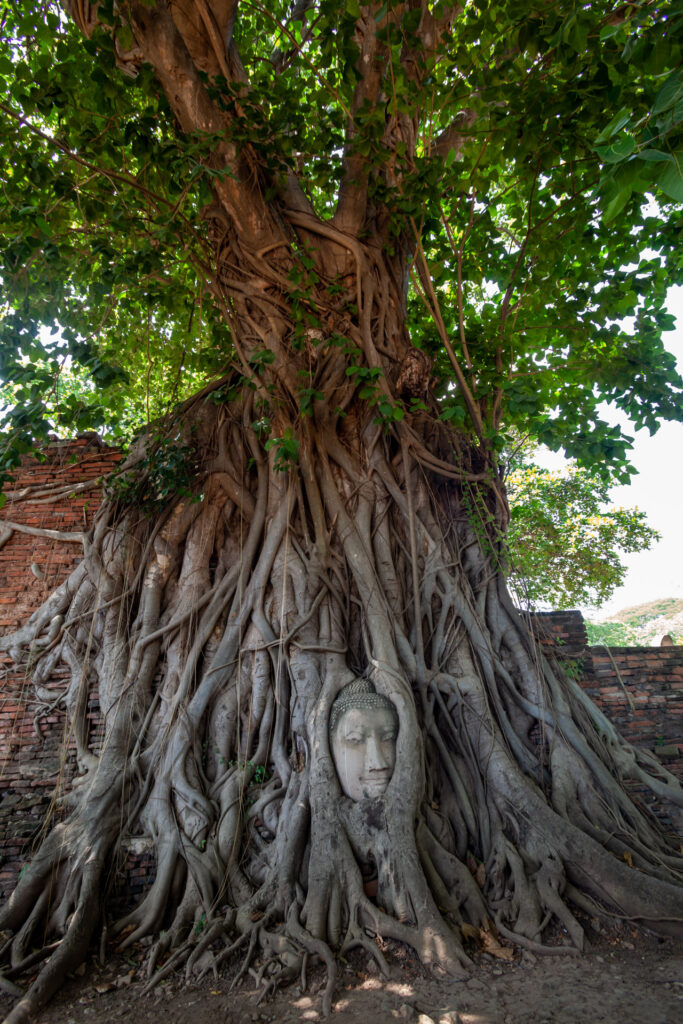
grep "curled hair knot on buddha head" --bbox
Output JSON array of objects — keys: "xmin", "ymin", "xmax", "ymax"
[{"xmin": 329, "ymin": 678, "xmax": 398, "ymax": 737}]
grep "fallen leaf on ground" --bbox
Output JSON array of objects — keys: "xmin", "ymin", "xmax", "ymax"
[{"xmin": 479, "ymin": 931, "xmax": 514, "ymax": 962}]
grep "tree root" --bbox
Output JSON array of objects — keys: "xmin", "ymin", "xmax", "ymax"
[{"xmin": 1, "ymin": 394, "xmax": 682, "ymax": 1022}]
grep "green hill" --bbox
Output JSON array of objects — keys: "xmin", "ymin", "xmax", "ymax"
[{"xmin": 586, "ymin": 597, "xmax": 683, "ymax": 646}]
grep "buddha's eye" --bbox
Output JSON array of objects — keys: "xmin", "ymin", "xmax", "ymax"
[{"xmin": 344, "ymin": 735, "xmax": 363, "ymax": 745}]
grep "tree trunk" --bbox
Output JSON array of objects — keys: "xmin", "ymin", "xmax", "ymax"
[{"xmin": 1, "ymin": 304, "xmax": 682, "ymax": 1020}]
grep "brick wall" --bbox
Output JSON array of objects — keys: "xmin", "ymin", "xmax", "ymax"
[
  {"xmin": 530, "ymin": 610, "xmax": 682, "ymax": 780},
  {"xmin": 582, "ymin": 647, "xmax": 683, "ymax": 783},
  {"xmin": 0, "ymin": 444, "xmax": 680, "ymax": 902},
  {"xmin": 0, "ymin": 440, "xmax": 122, "ymax": 897},
  {"xmin": 530, "ymin": 610, "xmax": 589, "ymax": 657},
  {"xmin": 531, "ymin": 609, "xmax": 683, "ymax": 827}
]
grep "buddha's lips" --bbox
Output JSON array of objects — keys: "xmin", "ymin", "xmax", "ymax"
[{"xmin": 361, "ymin": 773, "xmax": 391, "ymax": 794}]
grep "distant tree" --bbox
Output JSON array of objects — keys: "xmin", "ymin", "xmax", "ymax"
[
  {"xmin": 586, "ymin": 596, "xmax": 683, "ymax": 646},
  {"xmin": 506, "ymin": 462, "xmax": 659, "ymax": 608},
  {"xmin": 585, "ymin": 620, "xmax": 638, "ymax": 646}
]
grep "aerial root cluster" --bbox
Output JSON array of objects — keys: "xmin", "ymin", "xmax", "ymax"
[{"xmin": 1, "ymin": 393, "xmax": 682, "ymax": 1024}]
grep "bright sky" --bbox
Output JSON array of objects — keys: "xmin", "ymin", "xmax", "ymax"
[{"xmin": 537, "ymin": 284, "xmax": 683, "ymax": 621}]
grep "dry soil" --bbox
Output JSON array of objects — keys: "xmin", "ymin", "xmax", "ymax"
[{"xmin": 1, "ymin": 920, "xmax": 681, "ymax": 1024}]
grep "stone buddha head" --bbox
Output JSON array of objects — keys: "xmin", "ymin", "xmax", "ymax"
[{"xmin": 329, "ymin": 679, "xmax": 399, "ymax": 801}]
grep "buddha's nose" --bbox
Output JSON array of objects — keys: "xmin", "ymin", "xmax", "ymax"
[{"xmin": 365, "ymin": 733, "xmax": 389, "ymax": 771}]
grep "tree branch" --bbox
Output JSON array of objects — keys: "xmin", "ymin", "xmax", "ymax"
[
  {"xmin": 333, "ymin": 5, "xmax": 387, "ymax": 235},
  {"xmin": 269, "ymin": 0, "xmax": 319, "ymax": 74},
  {"xmin": 121, "ymin": 1, "xmax": 280, "ymax": 251},
  {"xmin": 409, "ymin": 226, "xmax": 485, "ymax": 441},
  {"xmin": 169, "ymin": 0, "xmax": 246, "ymax": 82}
]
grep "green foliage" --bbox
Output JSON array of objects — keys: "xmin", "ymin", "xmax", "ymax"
[
  {"xmin": 559, "ymin": 655, "xmax": 584, "ymax": 682},
  {"xmin": 106, "ymin": 433, "xmax": 198, "ymax": 513},
  {"xmin": 593, "ymin": 9, "xmax": 683, "ymax": 218},
  {"xmin": 506, "ymin": 461, "xmax": 658, "ymax": 609},
  {"xmin": 0, "ymin": 0, "xmax": 681, "ymax": 484},
  {"xmin": 0, "ymin": 0, "xmax": 230, "ymax": 462},
  {"xmin": 585, "ymin": 620, "xmax": 638, "ymax": 646},
  {"xmin": 264, "ymin": 428, "xmax": 300, "ymax": 472},
  {"xmin": 588, "ymin": 597, "xmax": 683, "ymax": 645},
  {"xmin": 251, "ymin": 763, "xmax": 268, "ymax": 785}
]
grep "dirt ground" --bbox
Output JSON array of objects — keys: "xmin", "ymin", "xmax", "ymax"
[{"xmin": 1, "ymin": 920, "xmax": 681, "ymax": 1024}]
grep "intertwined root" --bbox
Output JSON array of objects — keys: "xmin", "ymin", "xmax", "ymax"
[{"xmin": 1, "ymin": 393, "xmax": 682, "ymax": 1023}]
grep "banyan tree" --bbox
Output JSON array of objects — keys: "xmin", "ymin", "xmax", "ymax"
[{"xmin": 0, "ymin": 2, "xmax": 682, "ymax": 1022}]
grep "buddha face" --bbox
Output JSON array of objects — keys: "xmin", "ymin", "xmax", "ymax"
[{"xmin": 330, "ymin": 704, "xmax": 398, "ymax": 801}]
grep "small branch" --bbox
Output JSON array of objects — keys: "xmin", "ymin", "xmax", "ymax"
[
  {"xmin": 195, "ymin": 0, "xmax": 235, "ymax": 81},
  {"xmin": 401, "ymin": 443, "xmax": 427, "ymax": 689},
  {"xmin": 0, "ymin": 520, "xmax": 84, "ymax": 544},
  {"xmin": 452, "ymin": 195, "xmax": 475, "ymax": 375},
  {"xmin": 269, "ymin": 0, "xmax": 319, "ymax": 73},
  {"xmin": 491, "ymin": 160, "xmax": 540, "ymax": 427},
  {"xmin": 498, "ymin": 160, "xmax": 540, "ymax": 333},
  {"xmin": 250, "ymin": 0, "xmax": 351, "ymax": 116},
  {"xmin": 0, "ymin": 101, "xmax": 212, "ymax": 262},
  {"xmin": 3, "ymin": 478, "xmax": 104, "ymax": 505},
  {"xmin": 594, "ymin": 645, "xmax": 636, "ymax": 712},
  {"xmin": 409, "ymin": 230, "xmax": 485, "ymax": 440}
]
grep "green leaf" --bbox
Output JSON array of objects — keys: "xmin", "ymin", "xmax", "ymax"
[
  {"xmin": 594, "ymin": 108, "xmax": 631, "ymax": 145},
  {"xmin": 656, "ymin": 152, "xmax": 683, "ymax": 202},
  {"xmin": 602, "ymin": 187, "xmax": 632, "ymax": 224},
  {"xmin": 595, "ymin": 135, "xmax": 635, "ymax": 164},
  {"xmin": 652, "ymin": 70, "xmax": 683, "ymax": 116},
  {"xmin": 599, "ymin": 21, "xmax": 625, "ymax": 42},
  {"xmin": 638, "ymin": 149, "xmax": 674, "ymax": 163}
]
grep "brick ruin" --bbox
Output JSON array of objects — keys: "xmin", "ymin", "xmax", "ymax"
[
  {"xmin": 0, "ymin": 444, "xmax": 681, "ymax": 900},
  {"xmin": 531, "ymin": 610, "xmax": 682, "ymax": 828}
]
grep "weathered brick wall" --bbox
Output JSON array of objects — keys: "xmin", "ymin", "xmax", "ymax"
[
  {"xmin": 531, "ymin": 609, "xmax": 683, "ymax": 827},
  {"xmin": 0, "ymin": 440, "xmax": 122, "ymax": 897},
  {"xmin": 530, "ymin": 610, "xmax": 682, "ymax": 780},
  {"xmin": 0, "ymin": 445, "xmax": 680, "ymax": 901},
  {"xmin": 582, "ymin": 647, "xmax": 683, "ymax": 784},
  {"xmin": 530, "ymin": 609, "xmax": 589, "ymax": 658}
]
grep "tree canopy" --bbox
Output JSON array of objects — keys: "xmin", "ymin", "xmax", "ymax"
[
  {"xmin": 506, "ymin": 458, "xmax": 659, "ymax": 608},
  {"xmin": 1, "ymin": 0, "xmax": 682, "ymax": 482}
]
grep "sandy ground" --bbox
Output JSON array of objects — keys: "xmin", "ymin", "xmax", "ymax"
[{"xmin": 1, "ymin": 922, "xmax": 681, "ymax": 1024}]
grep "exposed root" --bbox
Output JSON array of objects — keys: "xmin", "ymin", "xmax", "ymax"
[{"xmin": 1, "ymin": 389, "xmax": 682, "ymax": 1023}]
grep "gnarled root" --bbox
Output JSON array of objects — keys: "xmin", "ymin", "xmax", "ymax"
[{"xmin": 1, "ymin": 392, "xmax": 682, "ymax": 1022}]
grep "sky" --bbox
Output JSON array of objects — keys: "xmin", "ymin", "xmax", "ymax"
[{"xmin": 537, "ymin": 284, "xmax": 683, "ymax": 621}]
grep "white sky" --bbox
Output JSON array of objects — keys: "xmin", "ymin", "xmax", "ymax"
[{"xmin": 537, "ymin": 284, "xmax": 683, "ymax": 621}]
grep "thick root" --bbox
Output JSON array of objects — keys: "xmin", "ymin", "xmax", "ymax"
[{"xmin": 1, "ymin": 394, "xmax": 682, "ymax": 1022}]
